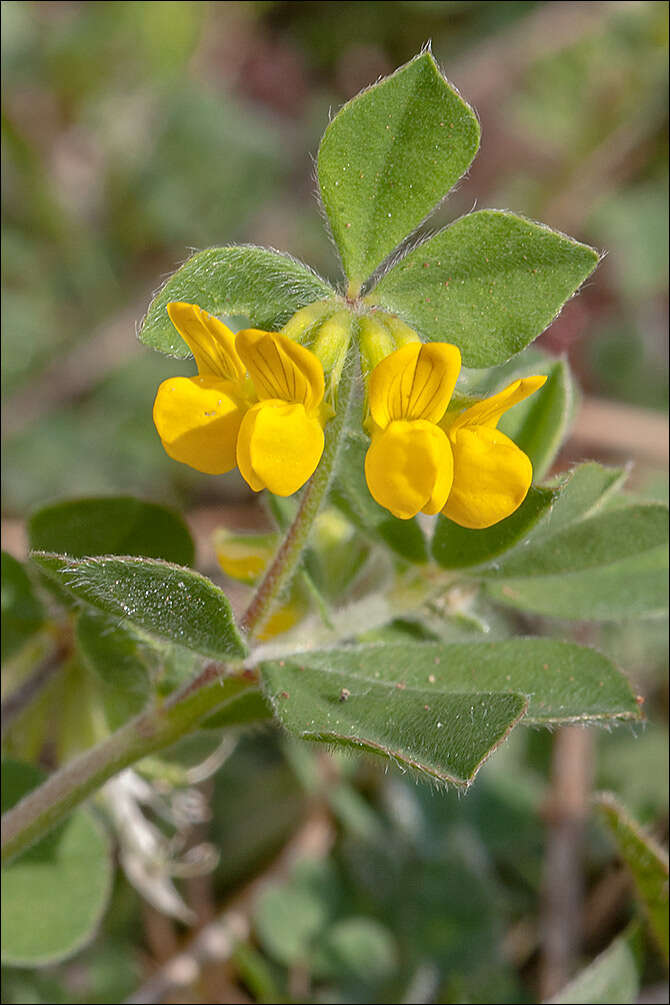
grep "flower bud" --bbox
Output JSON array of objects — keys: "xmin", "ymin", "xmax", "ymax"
[
  {"xmin": 213, "ymin": 528, "xmax": 279, "ymax": 584},
  {"xmin": 310, "ymin": 309, "xmax": 354, "ymax": 391},
  {"xmin": 358, "ymin": 315, "xmax": 395, "ymax": 377},
  {"xmin": 358, "ymin": 312, "xmax": 421, "ymax": 378},
  {"xmin": 383, "ymin": 314, "xmax": 422, "ymax": 349},
  {"xmin": 279, "ymin": 299, "xmax": 340, "ymax": 344}
]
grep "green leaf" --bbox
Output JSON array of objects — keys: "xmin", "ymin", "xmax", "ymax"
[
  {"xmin": 262, "ymin": 655, "xmax": 527, "ymax": 787},
  {"xmin": 369, "ymin": 210, "xmax": 599, "ymax": 367},
  {"xmin": 432, "ymin": 486, "xmax": 558, "ymax": 570},
  {"xmin": 485, "ymin": 503, "xmax": 668, "ymax": 579},
  {"xmin": 31, "ymin": 553, "xmax": 247, "ymax": 661},
  {"xmin": 139, "ymin": 246, "xmax": 334, "ymax": 357},
  {"xmin": 201, "ymin": 687, "xmax": 272, "ymax": 729},
  {"xmin": 28, "ymin": 496, "xmax": 195, "ymax": 567},
  {"xmin": 317, "ymin": 50, "xmax": 480, "ymax": 288},
  {"xmin": 1, "ymin": 759, "xmax": 113, "ymax": 967},
  {"xmin": 330, "ymin": 431, "xmax": 427, "ymax": 563},
  {"xmin": 596, "ymin": 793, "xmax": 669, "ymax": 962},
  {"xmin": 546, "ymin": 929, "xmax": 641, "ymax": 1005},
  {"xmin": 487, "ymin": 546, "xmax": 668, "ymax": 620},
  {"xmin": 263, "ymin": 638, "xmax": 639, "ymax": 755},
  {"xmin": 539, "ymin": 462, "xmax": 629, "ymax": 533},
  {"xmin": 312, "ymin": 917, "xmax": 397, "ymax": 983},
  {"xmin": 1, "ymin": 552, "xmax": 44, "ymax": 663},
  {"xmin": 76, "ymin": 608, "xmax": 151, "ymax": 729},
  {"xmin": 254, "ymin": 860, "xmax": 337, "ymax": 968}
]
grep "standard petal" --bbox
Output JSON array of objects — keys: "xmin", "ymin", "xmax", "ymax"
[
  {"xmin": 447, "ymin": 375, "xmax": 547, "ymax": 431},
  {"xmin": 364, "ymin": 419, "xmax": 453, "ymax": 520},
  {"xmin": 368, "ymin": 342, "xmax": 461, "ymax": 428},
  {"xmin": 167, "ymin": 302, "xmax": 245, "ymax": 381},
  {"xmin": 236, "ymin": 400, "xmax": 325, "ymax": 496},
  {"xmin": 153, "ymin": 376, "xmax": 247, "ymax": 475},
  {"xmin": 236, "ymin": 329, "xmax": 324, "ymax": 410},
  {"xmin": 443, "ymin": 425, "xmax": 533, "ymax": 529}
]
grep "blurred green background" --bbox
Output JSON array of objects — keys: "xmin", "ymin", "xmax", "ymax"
[{"xmin": 1, "ymin": 4, "xmax": 668, "ymax": 1003}]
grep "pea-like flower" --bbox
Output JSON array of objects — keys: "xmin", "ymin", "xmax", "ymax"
[
  {"xmin": 440, "ymin": 376, "xmax": 547, "ymax": 528},
  {"xmin": 364, "ymin": 342, "xmax": 546, "ymax": 528},
  {"xmin": 153, "ymin": 302, "xmax": 330, "ymax": 497},
  {"xmin": 234, "ymin": 327, "xmax": 329, "ymax": 497},
  {"xmin": 153, "ymin": 302, "xmax": 250, "ymax": 475},
  {"xmin": 365, "ymin": 342, "xmax": 461, "ymax": 520}
]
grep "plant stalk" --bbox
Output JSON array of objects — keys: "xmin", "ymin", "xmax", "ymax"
[
  {"xmin": 1, "ymin": 672, "xmax": 255, "ymax": 864},
  {"xmin": 240, "ymin": 357, "xmax": 356, "ymax": 638}
]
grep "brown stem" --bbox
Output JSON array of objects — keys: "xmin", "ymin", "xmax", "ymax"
[{"xmin": 539, "ymin": 725, "xmax": 595, "ymax": 1000}]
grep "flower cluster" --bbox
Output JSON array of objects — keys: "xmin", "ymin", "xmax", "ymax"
[
  {"xmin": 153, "ymin": 302, "xmax": 330, "ymax": 497},
  {"xmin": 364, "ymin": 341, "xmax": 546, "ymax": 528},
  {"xmin": 153, "ymin": 302, "xmax": 546, "ymax": 528}
]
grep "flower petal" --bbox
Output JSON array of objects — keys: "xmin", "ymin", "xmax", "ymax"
[
  {"xmin": 236, "ymin": 329, "xmax": 324, "ymax": 410},
  {"xmin": 236, "ymin": 400, "xmax": 325, "ymax": 496},
  {"xmin": 368, "ymin": 342, "xmax": 461, "ymax": 428},
  {"xmin": 153, "ymin": 376, "xmax": 247, "ymax": 475},
  {"xmin": 365, "ymin": 419, "xmax": 453, "ymax": 520},
  {"xmin": 447, "ymin": 375, "xmax": 547, "ymax": 431},
  {"xmin": 443, "ymin": 425, "xmax": 533, "ymax": 529},
  {"xmin": 167, "ymin": 302, "xmax": 245, "ymax": 381}
]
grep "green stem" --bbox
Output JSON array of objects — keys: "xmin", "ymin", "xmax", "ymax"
[
  {"xmin": 240, "ymin": 358, "xmax": 356, "ymax": 639},
  {"xmin": 1, "ymin": 672, "xmax": 256, "ymax": 864}
]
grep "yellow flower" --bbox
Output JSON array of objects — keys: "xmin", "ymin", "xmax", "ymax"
[
  {"xmin": 152, "ymin": 302, "xmax": 251, "ymax": 475},
  {"xmin": 365, "ymin": 342, "xmax": 461, "ymax": 519},
  {"xmin": 440, "ymin": 377, "xmax": 546, "ymax": 529},
  {"xmin": 364, "ymin": 342, "xmax": 546, "ymax": 528},
  {"xmin": 153, "ymin": 304, "xmax": 329, "ymax": 497},
  {"xmin": 234, "ymin": 328, "xmax": 328, "ymax": 497}
]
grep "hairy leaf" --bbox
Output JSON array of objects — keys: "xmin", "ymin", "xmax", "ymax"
[
  {"xmin": 32, "ymin": 553, "xmax": 247, "ymax": 661},
  {"xmin": 596, "ymin": 793, "xmax": 669, "ymax": 961},
  {"xmin": 262, "ymin": 656, "xmax": 527, "ymax": 787},
  {"xmin": 140, "ymin": 246, "xmax": 334, "ymax": 357},
  {"xmin": 369, "ymin": 210, "xmax": 599, "ymax": 366},
  {"xmin": 318, "ymin": 51, "xmax": 480, "ymax": 287},
  {"xmin": 1, "ymin": 759, "xmax": 113, "ymax": 967}
]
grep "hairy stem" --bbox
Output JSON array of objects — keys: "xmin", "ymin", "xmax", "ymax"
[
  {"xmin": 240, "ymin": 360, "xmax": 356, "ymax": 638},
  {"xmin": 1, "ymin": 671, "xmax": 256, "ymax": 864}
]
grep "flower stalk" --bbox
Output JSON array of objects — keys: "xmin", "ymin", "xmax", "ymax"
[{"xmin": 240, "ymin": 348, "xmax": 356, "ymax": 638}]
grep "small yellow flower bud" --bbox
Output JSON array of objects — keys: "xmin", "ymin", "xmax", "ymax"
[
  {"xmin": 279, "ymin": 299, "xmax": 340, "ymax": 344},
  {"xmin": 310, "ymin": 309, "xmax": 354, "ymax": 396},
  {"xmin": 383, "ymin": 314, "xmax": 422, "ymax": 349},
  {"xmin": 358, "ymin": 315, "xmax": 395, "ymax": 376},
  {"xmin": 214, "ymin": 529, "xmax": 279, "ymax": 584}
]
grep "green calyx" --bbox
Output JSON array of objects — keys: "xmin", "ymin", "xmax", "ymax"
[{"xmin": 358, "ymin": 310, "xmax": 420, "ymax": 378}]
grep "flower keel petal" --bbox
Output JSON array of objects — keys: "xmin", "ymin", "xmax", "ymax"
[
  {"xmin": 365, "ymin": 420, "xmax": 453, "ymax": 520},
  {"xmin": 237, "ymin": 400, "xmax": 325, "ymax": 496},
  {"xmin": 443, "ymin": 425, "xmax": 533, "ymax": 528}
]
